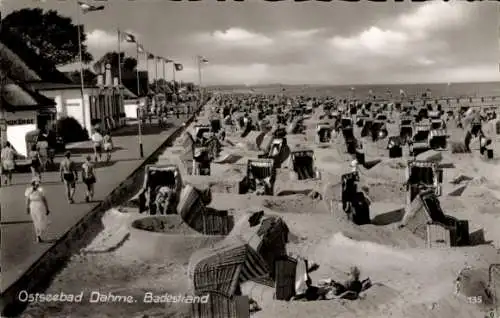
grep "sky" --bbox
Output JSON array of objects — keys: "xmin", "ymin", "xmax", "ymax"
[{"xmin": 1, "ymin": 0, "xmax": 500, "ymax": 85}]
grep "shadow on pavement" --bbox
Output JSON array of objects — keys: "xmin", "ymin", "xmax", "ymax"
[
  {"xmin": 63, "ymin": 146, "xmax": 124, "ymax": 155},
  {"xmin": 14, "ymin": 161, "xmax": 118, "ymax": 174},
  {"xmin": 111, "ymin": 122, "xmax": 176, "ymax": 137},
  {"xmin": 0, "ymin": 221, "xmax": 33, "ymax": 225}
]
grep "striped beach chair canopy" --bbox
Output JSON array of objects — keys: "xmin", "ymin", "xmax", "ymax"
[
  {"xmin": 316, "ymin": 122, "xmax": 331, "ymax": 130},
  {"xmin": 194, "ymin": 124, "xmax": 211, "ymax": 140},
  {"xmin": 248, "ymin": 158, "xmax": 275, "ymax": 178},
  {"xmin": 401, "ymin": 189, "xmax": 446, "ymax": 228},
  {"xmin": 229, "ymin": 212, "xmax": 289, "ymax": 276},
  {"xmin": 190, "ymin": 240, "xmax": 270, "ymax": 298},
  {"xmin": 289, "ymin": 149, "xmax": 314, "ymax": 161},
  {"xmin": 406, "ymin": 160, "xmax": 439, "ymax": 186},
  {"xmin": 139, "ymin": 164, "xmax": 183, "ymax": 214},
  {"xmin": 400, "ymin": 116, "xmax": 413, "ymax": 124},
  {"xmin": 142, "ymin": 165, "xmax": 183, "ymax": 195},
  {"xmin": 414, "ymin": 123, "xmax": 430, "ymax": 132}
]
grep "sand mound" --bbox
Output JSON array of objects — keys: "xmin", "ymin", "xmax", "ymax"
[
  {"xmin": 215, "ymin": 153, "xmax": 243, "ymax": 164},
  {"xmin": 416, "ymin": 150, "xmax": 443, "ymax": 163},
  {"xmin": 451, "ymin": 141, "xmax": 469, "ymax": 153},
  {"xmin": 263, "ymin": 195, "xmax": 326, "ymax": 214},
  {"xmin": 244, "ymin": 131, "xmax": 266, "ymax": 150},
  {"xmin": 360, "ymin": 161, "xmax": 406, "ymax": 183},
  {"xmin": 455, "ymin": 267, "xmax": 495, "ymax": 306},
  {"xmin": 327, "ymin": 232, "xmax": 418, "ymax": 261},
  {"xmin": 82, "ymin": 208, "xmax": 134, "ymax": 253},
  {"xmin": 450, "ymin": 175, "xmax": 473, "ymax": 185},
  {"xmin": 360, "ymin": 180, "xmax": 405, "ymax": 204},
  {"xmin": 131, "ymin": 215, "xmax": 200, "ymax": 235},
  {"xmin": 386, "ymin": 159, "xmax": 407, "ymax": 169}
]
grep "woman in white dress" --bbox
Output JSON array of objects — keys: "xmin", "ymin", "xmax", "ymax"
[{"xmin": 25, "ymin": 177, "xmax": 50, "ymax": 243}]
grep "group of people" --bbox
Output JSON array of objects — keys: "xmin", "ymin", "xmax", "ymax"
[
  {"xmin": 90, "ymin": 129, "xmax": 113, "ymax": 163},
  {"xmin": 1, "ymin": 140, "xmax": 50, "ymax": 185},
  {"xmin": 1, "ymin": 136, "xmax": 101, "ymax": 244},
  {"xmin": 144, "ymin": 101, "xmax": 193, "ymax": 126},
  {"xmin": 23, "ymin": 150, "xmax": 98, "ymax": 243}
]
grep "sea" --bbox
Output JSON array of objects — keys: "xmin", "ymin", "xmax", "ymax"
[{"xmin": 211, "ymin": 82, "xmax": 500, "ymax": 99}]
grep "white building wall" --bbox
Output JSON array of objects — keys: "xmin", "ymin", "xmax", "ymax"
[
  {"xmin": 38, "ymin": 88, "xmax": 94, "ymax": 136},
  {"xmin": 4, "ymin": 110, "xmax": 37, "ymax": 157},
  {"xmin": 124, "ymin": 98, "xmax": 146, "ymax": 119}
]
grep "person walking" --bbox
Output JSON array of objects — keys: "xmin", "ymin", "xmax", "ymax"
[
  {"xmin": 25, "ymin": 176, "xmax": 50, "ymax": 243},
  {"xmin": 28, "ymin": 144, "xmax": 42, "ymax": 181},
  {"xmin": 1, "ymin": 141, "xmax": 16, "ymax": 186},
  {"xmin": 102, "ymin": 131, "xmax": 113, "ymax": 162},
  {"xmin": 91, "ymin": 129, "xmax": 103, "ymax": 162},
  {"xmin": 81, "ymin": 155, "xmax": 96, "ymax": 202},
  {"xmin": 59, "ymin": 151, "xmax": 78, "ymax": 204}
]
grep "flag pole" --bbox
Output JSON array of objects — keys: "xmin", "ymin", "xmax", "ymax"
[
  {"xmin": 197, "ymin": 56, "xmax": 202, "ymax": 101},
  {"xmin": 75, "ymin": 3, "xmax": 88, "ymax": 134},
  {"xmin": 146, "ymin": 55, "xmax": 149, "ymax": 85},
  {"xmin": 117, "ymin": 28, "xmax": 124, "ymax": 122},
  {"xmin": 162, "ymin": 58, "xmax": 166, "ymax": 90},
  {"xmin": 136, "ymin": 43, "xmax": 144, "ymax": 158},
  {"xmin": 155, "ymin": 58, "xmax": 158, "ymax": 92},
  {"xmin": 173, "ymin": 64, "xmax": 176, "ymax": 94}
]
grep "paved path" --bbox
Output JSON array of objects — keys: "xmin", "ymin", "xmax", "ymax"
[{"xmin": 0, "ymin": 115, "xmax": 188, "ymax": 291}]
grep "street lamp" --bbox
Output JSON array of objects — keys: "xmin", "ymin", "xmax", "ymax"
[{"xmin": 137, "ymin": 99, "xmax": 144, "ymax": 158}]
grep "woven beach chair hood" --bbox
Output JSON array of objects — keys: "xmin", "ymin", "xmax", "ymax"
[{"xmin": 188, "ymin": 239, "xmax": 270, "ymax": 297}]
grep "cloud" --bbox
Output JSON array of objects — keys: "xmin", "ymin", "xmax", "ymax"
[
  {"xmin": 190, "ymin": 26, "xmax": 328, "ymax": 67},
  {"xmin": 327, "ymin": 2, "xmax": 468, "ymax": 70},
  {"xmin": 86, "ymin": 29, "xmax": 117, "ymax": 49},
  {"xmin": 280, "ymin": 29, "xmax": 323, "ymax": 39},
  {"xmin": 397, "ymin": 2, "xmax": 467, "ymax": 34},
  {"xmin": 196, "ymin": 28, "xmax": 273, "ymax": 47},
  {"xmin": 86, "ymin": 29, "xmax": 137, "ymax": 51},
  {"xmin": 330, "ymin": 27, "xmax": 409, "ymax": 57},
  {"xmin": 416, "ymin": 57, "xmax": 436, "ymax": 66}
]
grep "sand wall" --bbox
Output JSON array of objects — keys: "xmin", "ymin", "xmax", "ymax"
[{"xmin": 128, "ymin": 222, "xmax": 225, "ymax": 261}]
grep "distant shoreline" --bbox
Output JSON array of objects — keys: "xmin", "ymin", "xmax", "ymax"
[{"xmin": 207, "ymin": 81, "xmax": 500, "ymax": 89}]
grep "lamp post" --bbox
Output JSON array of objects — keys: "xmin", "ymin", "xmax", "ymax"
[
  {"xmin": 136, "ymin": 65, "xmax": 144, "ymax": 158},
  {"xmin": 137, "ymin": 99, "xmax": 144, "ymax": 158},
  {"xmin": 0, "ymin": 9, "xmax": 4, "ymax": 148},
  {"xmin": 0, "ymin": 79, "xmax": 6, "ymax": 148},
  {"xmin": 96, "ymin": 72, "xmax": 104, "ymax": 133}
]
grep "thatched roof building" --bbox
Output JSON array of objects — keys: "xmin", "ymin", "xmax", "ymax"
[{"xmin": 1, "ymin": 73, "xmax": 55, "ymax": 111}]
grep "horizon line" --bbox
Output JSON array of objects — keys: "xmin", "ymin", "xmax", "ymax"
[{"xmin": 206, "ymin": 80, "xmax": 500, "ymax": 88}]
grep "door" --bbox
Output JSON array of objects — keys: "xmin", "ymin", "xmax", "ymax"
[{"xmin": 65, "ymin": 102, "xmax": 84, "ymax": 128}]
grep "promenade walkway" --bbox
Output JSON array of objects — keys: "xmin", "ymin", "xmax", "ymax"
[{"xmin": 0, "ymin": 116, "xmax": 188, "ymax": 292}]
